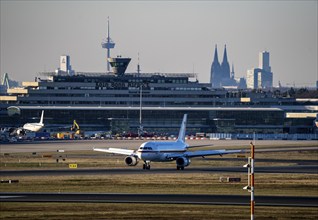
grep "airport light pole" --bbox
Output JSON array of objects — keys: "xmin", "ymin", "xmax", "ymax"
[
  {"xmin": 138, "ymin": 85, "xmax": 143, "ymax": 137},
  {"xmin": 243, "ymin": 142, "xmax": 255, "ymax": 220}
]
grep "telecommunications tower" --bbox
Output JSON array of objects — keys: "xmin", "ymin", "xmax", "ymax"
[{"xmin": 101, "ymin": 17, "xmax": 115, "ymax": 72}]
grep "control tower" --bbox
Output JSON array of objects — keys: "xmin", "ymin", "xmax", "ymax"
[
  {"xmin": 108, "ymin": 57, "xmax": 131, "ymax": 75},
  {"xmin": 101, "ymin": 17, "xmax": 115, "ymax": 72}
]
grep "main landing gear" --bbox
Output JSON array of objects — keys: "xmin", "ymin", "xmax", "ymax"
[{"xmin": 143, "ymin": 161, "xmax": 151, "ymax": 170}]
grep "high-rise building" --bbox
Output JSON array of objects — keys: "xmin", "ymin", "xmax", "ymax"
[
  {"xmin": 247, "ymin": 51, "xmax": 273, "ymax": 89},
  {"xmin": 55, "ymin": 55, "xmax": 74, "ymax": 76},
  {"xmin": 247, "ymin": 68, "xmax": 260, "ymax": 89},
  {"xmin": 60, "ymin": 55, "xmax": 71, "ymax": 72},
  {"xmin": 259, "ymin": 51, "xmax": 271, "ymax": 72},
  {"xmin": 258, "ymin": 70, "xmax": 273, "ymax": 89}
]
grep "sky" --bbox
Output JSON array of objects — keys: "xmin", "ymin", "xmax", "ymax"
[{"xmin": 1, "ymin": 0, "xmax": 317, "ymax": 87}]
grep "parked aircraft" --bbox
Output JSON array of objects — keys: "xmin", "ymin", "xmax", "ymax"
[
  {"xmin": 94, "ymin": 114, "xmax": 241, "ymax": 170},
  {"xmin": 7, "ymin": 110, "xmax": 45, "ymax": 136},
  {"xmin": 22, "ymin": 110, "xmax": 45, "ymax": 132}
]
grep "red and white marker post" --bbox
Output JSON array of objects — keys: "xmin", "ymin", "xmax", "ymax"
[{"xmin": 243, "ymin": 142, "xmax": 255, "ymax": 220}]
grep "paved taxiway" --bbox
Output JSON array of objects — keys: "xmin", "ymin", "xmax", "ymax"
[
  {"xmin": 1, "ymin": 140, "xmax": 317, "ymax": 176},
  {"xmin": 1, "ymin": 139, "xmax": 317, "ymax": 153},
  {"xmin": 1, "ymin": 192, "xmax": 317, "ymax": 207},
  {"xmin": 1, "ymin": 165, "xmax": 317, "ymax": 177}
]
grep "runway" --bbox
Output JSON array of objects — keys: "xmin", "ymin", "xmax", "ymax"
[
  {"xmin": 1, "ymin": 192, "xmax": 317, "ymax": 207},
  {"xmin": 1, "ymin": 165, "xmax": 317, "ymax": 177},
  {"xmin": 1, "ymin": 140, "xmax": 317, "ymax": 210}
]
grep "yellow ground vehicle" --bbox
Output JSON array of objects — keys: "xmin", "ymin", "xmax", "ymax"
[{"xmin": 71, "ymin": 120, "xmax": 84, "ymax": 137}]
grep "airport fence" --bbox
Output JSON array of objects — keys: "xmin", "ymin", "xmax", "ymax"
[{"xmin": 206, "ymin": 133, "xmax": 318, "ymax": 140}]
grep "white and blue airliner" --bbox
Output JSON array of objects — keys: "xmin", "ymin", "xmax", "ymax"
[{"xmin": 94, "ymin": 114, "xmax": 241, "ymax": 170}]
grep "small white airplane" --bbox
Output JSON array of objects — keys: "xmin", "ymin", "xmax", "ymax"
[
  {"xmin": 22, "ymin": 110, "xmax": 45, "ymax": 132},
  {"xmin": 94, "ymin": 114, "xmax": 241, "ymax": 170}
]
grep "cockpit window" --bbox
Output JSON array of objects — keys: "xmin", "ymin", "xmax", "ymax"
[{"xmin": 139, "ymin": 147, "xmax": 143, "ymax": 150}]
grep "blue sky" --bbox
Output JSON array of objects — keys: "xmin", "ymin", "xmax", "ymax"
[{"xmin": 1, "ymin": 1, "xmax": 317, "ymax": 87}]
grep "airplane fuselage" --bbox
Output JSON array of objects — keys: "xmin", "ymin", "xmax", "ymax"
[
  {"xmin": 137, "ymin": 141, "xmax": 188, "ymax": 162},
  {"xmin": 23, "ymin": 123, "xmax": 44, "ymax": 132}
]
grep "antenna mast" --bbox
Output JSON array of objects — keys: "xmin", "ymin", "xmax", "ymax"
[
  {"xmin": 101, "ymin": 17, "xmax": 115, "ymax": 72},
  {"xmin": 137, "ymin": 52, "xmax": 141, "ymax": 76},
  {"xmin": 138, "ymin": 52, "xmax": 143, "ymax": 137},
  {"xmin": 139, "ymin": 85, "xmax": 143, "ymax": 137}
]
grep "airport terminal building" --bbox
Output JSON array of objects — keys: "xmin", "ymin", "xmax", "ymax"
[{"xmin": 0, "ymin": 56, "xmax": 317, "ymax": 135}]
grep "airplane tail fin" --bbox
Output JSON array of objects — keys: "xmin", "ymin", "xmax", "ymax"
[
  {"xmin": 177, "ymin": 114, "xmax": 187, "ymax": 143},
  {"xmin": 39, "ymin": 110, "xmax": 44, "ymax": 124}
]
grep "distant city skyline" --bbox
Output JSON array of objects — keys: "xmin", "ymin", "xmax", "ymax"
[{"xmin": 1, "ymin": 1, "xmax": 317, "ymax": 87}]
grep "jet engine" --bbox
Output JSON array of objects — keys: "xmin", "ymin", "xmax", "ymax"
[
  {"xmin": 16, "ymin": 129, "xmax": 24, "ymax": 136},
  {"xmin": 9, "ymin": 128, "xmax": 25, "ymax": 136},
  {"xmin": 176, "ymin": 157, "xmax": 191, "ymax": 167},
  {"xmin": 124, "ymin": 156, "xmax": 139, "ymax": 166}
]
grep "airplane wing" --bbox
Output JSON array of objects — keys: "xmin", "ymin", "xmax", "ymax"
[
  {"xmin": 165, "ymin": 149, "xmax": 242, "ymax": 160},
  {"xmin": 186, "ymin": 144, "xmax": 214, "ymax": 148},
  {"xmin": 185, "ymin": 149, "xmax": 242, "ymax": 158},
  {"xmin": 93, "ymin": 147, "xmax": 135, "ymax": 156}
]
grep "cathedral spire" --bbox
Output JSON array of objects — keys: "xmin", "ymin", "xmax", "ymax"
[
  {"xmin": 210, "ymin": 44, "xmax": 221, "ymax": 87},
  {"xmin": 231, "ymin": 63, "xmax": 235, "ymax": 79},
  {"xmin": 213, "ymin": 44, "xmax": 219, "ymax": 63},
  {"xmin": 221, "ymin": 44, "xmax": 230, "ymax": 79},
  {"xmin": 222, "ymin": 44, "xmax": 228, "ymax": 64}
]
